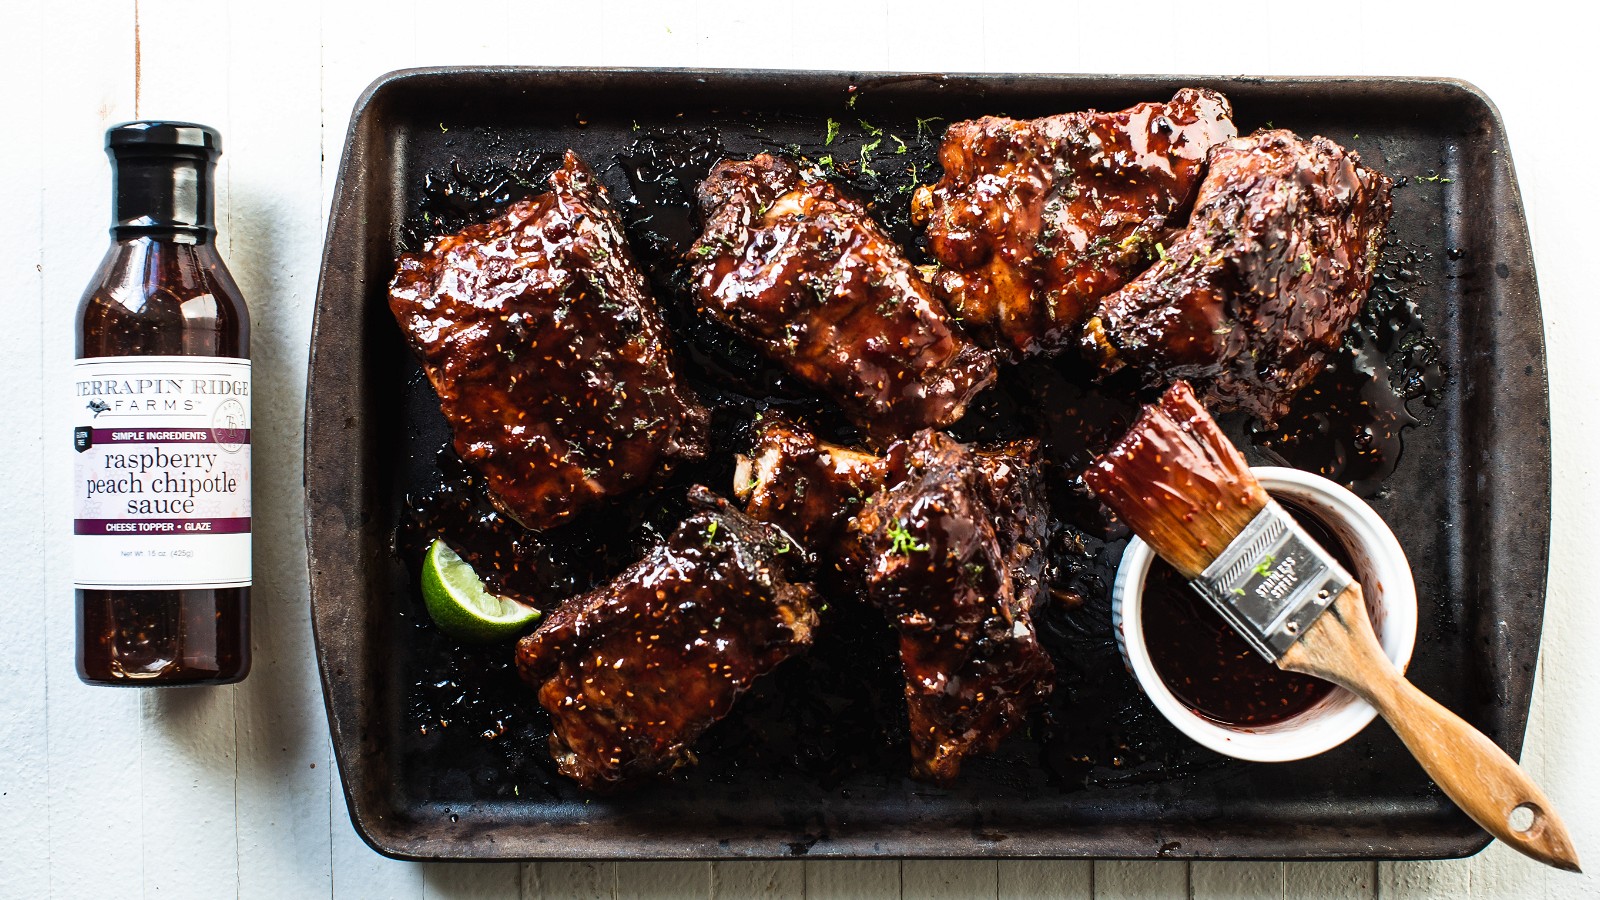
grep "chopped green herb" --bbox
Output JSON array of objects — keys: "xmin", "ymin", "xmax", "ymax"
[
  {"xmin": 887, "ymin": 519, "xmax": 928, "ymax": 555},
  {"xmin": 915, "ymin": 116, "xmax": 944, "ymax": 139},
  {"xmin": 847, "ymin": 92, "xmax": 858, "ymax": 109},
  {"xmin": 890, "ymin": 134, "xmax": 908, "ymax": 154},
  {"xmin": 858, "ymin": 119, "xmax": 883, "ymax": 137},
  {"xmin": 1083, "ymin": 234, "xmax": 1115, "ymax": 260},
  {"xmin": 705, "ymin": 521, "xmax": 719, "ymax": 545},
  {"xmin": 775, "ymin": 541, "xmax": 792, "ymax": 555},
  {"xmin": 859, "ymin": 137, "xmax": 882, "ymax": 175},
  {"xmin": 825, "ymin": 118, "xmax": 841, "ymax": 146},
  {"xmin": 817, "ymin": 154, "xmax": 834, "ymax": 169},
  {"xmin": 438, "ymin": 122, "xmax": 449, "ymax": 133},
  {"xmin": 1300, "ymin": 251, "xmax": 1314, "ymax": 274},
  {"xmin": 1155, "ymin": 242, "xmax": 1169, "ymax": 262},
  {"xmin": 1116, "ymin": 231, "xmax": 1147, "ymax": 255},
  {"xmin": 1253, "ymin": 554, "xmax": 1276, "ymax": 578},
  {"xmin": 1415, "ymin": 173, "xmax": 1453, "ymax": 184}
]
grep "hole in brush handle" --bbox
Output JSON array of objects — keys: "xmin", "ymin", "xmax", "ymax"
[{"xmin": 1509, "ymin": 802, "xmax": 1540, "ymax": 834}]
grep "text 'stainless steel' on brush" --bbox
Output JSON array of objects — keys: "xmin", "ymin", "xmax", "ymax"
[{"xmin": 1084, "ymin": 381, "xmax": 1579, "ymax": 872}]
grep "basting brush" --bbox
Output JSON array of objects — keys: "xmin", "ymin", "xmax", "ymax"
[{"xmin": 1085, "ymin": 381, "xmax": 1579, "ymax": 872}]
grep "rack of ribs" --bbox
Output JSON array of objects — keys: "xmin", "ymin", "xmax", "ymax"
[
  {"xmin": 1082, "ymin": 130, "xmax": 1395, "ymax": 422},
  {"xmin": 515, "ymin": 487, "xmax": 819, "ymax": 791},
  {"xmin": 846, "ymin": 431, "xmax": 1055, "ymax": 784},
  {"xmin": 389, "ymin": 151, "xmax": 709, "ymax": 530},
  {"xmin": 733, "ymin": 416, "xmax": 888, "ymax": 558},
  {"xmin": 734, "ymin": 419, "xmax": 1055, "ymax": 782},
  {"xmin": 690, "ymin": 153, "xmax": 996, "ymax": 437},
  {"xmin": 912, "ymin": 88, "xmax": 1236, "ymax": 358}
]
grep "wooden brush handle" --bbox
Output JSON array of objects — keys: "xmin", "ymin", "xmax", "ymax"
[{"xmin": 1279, "ymin": 584, "xmax": 1580, "ymax": 872}]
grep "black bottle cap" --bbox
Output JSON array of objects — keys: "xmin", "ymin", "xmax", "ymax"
[
  {"xmin": 106, "ymin": 121, "xmax": 221, "ymax": 237},
  {"xmin": 107, "ymin": 121, "xmax": 222, "ymax": 157}
]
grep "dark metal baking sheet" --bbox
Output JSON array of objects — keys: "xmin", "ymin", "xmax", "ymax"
[{"xmin": 305, "ymin": 67, "xmax": 1550, "ymax": 861}]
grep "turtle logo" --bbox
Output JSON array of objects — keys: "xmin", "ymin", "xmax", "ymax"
[{"xmin": 87, "ymin": 400, "xmax": 111, "ymax": 418}]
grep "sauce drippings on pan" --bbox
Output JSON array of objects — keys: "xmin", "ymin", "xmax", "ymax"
[
  {"xmin": 1252, "ymin": 239, "xmax": 1446, "ymax": 497},
  {"xmin": 388, "ymin": 118, "xmax": 1440, "ymax": 797},
  {"xmin": 1140, "ymin": 499, "xmax": 1348, "ymax": 727}
]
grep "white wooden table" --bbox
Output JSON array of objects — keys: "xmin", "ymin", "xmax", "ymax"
[{"xmin": 3, "ymin": 1, "xmax": 1594, "ymax": 897}]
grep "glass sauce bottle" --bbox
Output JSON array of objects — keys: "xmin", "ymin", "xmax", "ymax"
[{"xmin": 73, "ymin": 122, "xmax": 251, "ymax": 685}]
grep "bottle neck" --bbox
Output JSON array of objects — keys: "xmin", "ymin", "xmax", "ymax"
[{"xmin": 111, "ymin": 152, "xmax": 216, "ymax": 243}]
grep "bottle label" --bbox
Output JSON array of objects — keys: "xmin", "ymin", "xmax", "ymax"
[{"xmin": 72, "ymin": 356, "xmax": 251, "ymax": 590}]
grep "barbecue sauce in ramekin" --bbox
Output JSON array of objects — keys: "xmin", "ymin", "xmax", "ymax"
[{"xmin": 1140, "ymin": 500, "xmax": 1350, "ymax": 727}]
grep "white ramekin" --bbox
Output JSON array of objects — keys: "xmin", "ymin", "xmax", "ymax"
[{"xmin": 1111, "ymin": 466, "xmax": 1418, "ymax": 762}]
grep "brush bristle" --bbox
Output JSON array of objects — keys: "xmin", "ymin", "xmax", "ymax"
[{"xmin": 1084, "ymin": 381, "xmax": 1269, "ymax": 579}]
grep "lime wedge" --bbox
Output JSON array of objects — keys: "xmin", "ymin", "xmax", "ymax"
[{"xmin": 420, "ymin": 539, "xmax": 541, "ymax": 642}]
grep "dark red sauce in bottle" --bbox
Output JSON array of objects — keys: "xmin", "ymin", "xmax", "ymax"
[
  {"xmin": 74, "ymin": 122, "xmax": 251, "ymax": 686},
  {"xmin": 1141, "ymin": 499, "xmax": 1350, "ymax": 727}
]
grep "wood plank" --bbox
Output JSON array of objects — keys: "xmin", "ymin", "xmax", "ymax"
[
  {"xmin": 320, "ymin": 0, "xmax": 419, "ymax": 229},
  {"xmin": 422, "ymin": 861, "xmax": 526, "ymax": 898},
  {"xmin": 39, "ymin": 2, "xmax": 142, "ymax": 896},
  {"xmin": 1377, "ymin": 860, "xmax": 1473, "ymax": 899},
  {"xmin": 331, "ymin": 813, "xmax": 424, "ymax": 900},
  {"xmin": 1436, "ymin": 20, "xmax": 1572, "ymax": 897},
  {"xmin": 1189, "ymin": 861, "xmax": 1281, "ymax": 899},
  {"xmin": 790, "ymin": 0, "xmax": 890, "ymax": 71},
  {"xmin": 139, "ymin": 690, "xmax": 241, "ymax": 898},
  {"xmin": 997, "ymin": 860, "xmax": 1093, "ymax": 899},
  {"xmin": 1478, "ymin": 8, "xmax": 1590, "ymax": 900},
  {"xmin": 318, "ymin": 4, "xmax": 430, "ymax": 895},
  {"xmin": 222, "ymin": 0, "xmax": 338, "ymax": 892},
  {"xmin": 615, "ymin": 860, "xmax": 712, "ymax": 899},
  {"xmin": 711, "ymin": 860, "xmax": 805, "ymax": 898},
  {"xmin": 972, "ymin": 1, "xmax": 1074, "ymax": 75},
  {"xmin": 903, "ymin": 859, "xmax": 998, "ymax": 898},
  {"xmin": 505, "ymin": 4, "xmax": 595, "ymax": 67},
  {"xmin": 598, "ymin": 0, "xmax": 698, "ymax": 68},
  {"xmin": 0, "ymin": 0, "xmax": 50, "ymax": 895},
  {"xmin": 1466, "ymin": 843, "xmax": 1556, "ymax": 900},
  {"xmin": 805, "ymin": 859, "xmax": 902, "ymax": 899},
  {"xmin": 9, "ymin": 6, "xmax": 1585, "ymax": 900},
  {"xmin": 687, "ymin": 0, "xmax": 778, "ymax": 70},
  {"xmin": 129, "ymin": 6, "xmax": 243, "ymax": 894},
  {"xmin": 1091, "ymin": 861, "xmax": 1187, "ymax": 900},
  {"xmin": 884, "ymin": 0, "xmax": 984, "ymax": 72},
  {"xmin": 1283, "ymin": 861, "xmax": 1375, "ymax": 900},
  {"xmin": 533, "ymin": 861, "xmax": 616, "ymax": 899},
  {"xmin": 414, "ymin": 0, "xmax": 512, "ymax": 67},
  {"xmin": 1259, "ymin": 0, "xmax": 1364, "ymax": 75},
  {"xmin": 1368, "ymin": 20, "xmax": 1562, "ymax": 900}
]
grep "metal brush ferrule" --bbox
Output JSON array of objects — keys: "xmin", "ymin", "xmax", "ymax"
[{"xmin": 1191, "ymin": 501, "xmax": 1353, "ymax": 662}]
